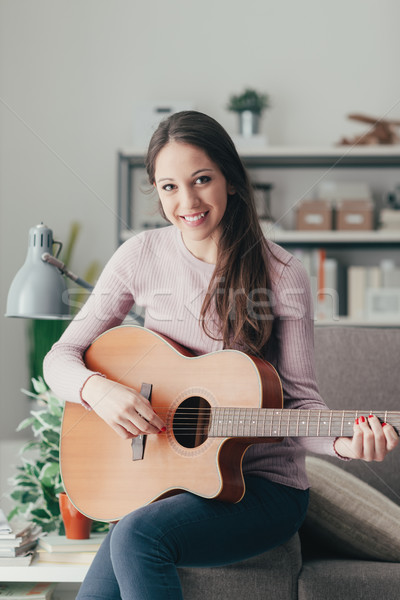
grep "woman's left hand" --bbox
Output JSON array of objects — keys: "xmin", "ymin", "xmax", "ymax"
[{"xmin": 334, "ymin": 414, "xmax": 399, "ymax": 461}]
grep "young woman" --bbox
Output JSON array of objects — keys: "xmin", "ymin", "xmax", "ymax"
[{"xmin": 44, "ymin": 111, "xmax": 398, "ymax": 600}]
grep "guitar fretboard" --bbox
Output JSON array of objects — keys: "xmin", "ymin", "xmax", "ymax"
[{"xmin": 207, "ymin": 409, "xmax": 400, "ymax": 438}]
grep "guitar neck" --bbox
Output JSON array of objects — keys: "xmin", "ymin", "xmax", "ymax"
[{"xmin": 208, "ymin": 408, "xmax": 400, "ymax": 438}]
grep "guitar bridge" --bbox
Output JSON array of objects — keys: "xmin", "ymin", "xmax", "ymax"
[{"xmin": 131, "ymin": 383, "xmax": 152, "ymax": 461}]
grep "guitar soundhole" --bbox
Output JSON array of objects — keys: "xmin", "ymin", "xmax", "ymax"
[{"xmin": 173, "ymin": 396, "xmax": 211, "ymax": 449}]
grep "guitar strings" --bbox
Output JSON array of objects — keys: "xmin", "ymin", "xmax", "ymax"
[
  {"xmin": 146, "ymin": 407, "xmax": 400, "ymax": 415},
  {"xmin": 147, "ymin": 407, "xmax": 400, "ymax": 436},
  {"xmin": 146, "ymin": 408, "xmax": 400, "ymax": 423},
  {"xmin": 148, "ymin": 408, "xmax": 400, "ymax": 418}
]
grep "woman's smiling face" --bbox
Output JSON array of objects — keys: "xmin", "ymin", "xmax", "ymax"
[{"xmin": 154, "ymin": 141, "xmax": 234, "ymax": 263}]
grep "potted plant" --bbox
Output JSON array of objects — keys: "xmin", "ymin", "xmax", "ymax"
[
  {"xmin": 227, "ymin": 88, "xmax": 270, "ymax": 137},
  {"xmin": 7, "ymin": 377, "xmax": 108, "ymax": 535}
]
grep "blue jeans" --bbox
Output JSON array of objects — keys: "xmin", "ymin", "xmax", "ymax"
[{"xmin": 76, "ymin": 476, "xmax": 309, "ymax": 600}]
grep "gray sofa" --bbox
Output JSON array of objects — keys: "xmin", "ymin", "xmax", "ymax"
[{"xmin": 178, "ymin": 326, "xmax": 400, "ymax": 600}]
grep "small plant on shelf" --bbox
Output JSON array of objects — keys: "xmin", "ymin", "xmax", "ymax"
[
  {"xmin": 227, "ymin": 87, "xmax": 270, "ymax": 115},
  {"xmin": 8, "ymin": 377, "xmax": 108, "ymax": 534}
]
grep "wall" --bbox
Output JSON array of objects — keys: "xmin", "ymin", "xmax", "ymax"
[{"xmin": 1, "ymin": 0, "xmax": 400, "ymax": 444}]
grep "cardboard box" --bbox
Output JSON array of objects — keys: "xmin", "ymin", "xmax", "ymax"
[
  {"xmin": 296, "ymin": 200, "xmax": 332, "ymax": 231},
  {"xmin": 336, "ymin": 199, "xmax": 374, "ymax": 230}
]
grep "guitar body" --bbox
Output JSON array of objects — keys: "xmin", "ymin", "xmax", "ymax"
[{"xmin": 60, "ymin": 326, "xmax": 283, "ymax": 522}]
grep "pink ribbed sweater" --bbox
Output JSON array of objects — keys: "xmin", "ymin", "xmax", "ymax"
[{"xmin": 43, "ymin": 226, "xmax": 337, "ymax": 490}]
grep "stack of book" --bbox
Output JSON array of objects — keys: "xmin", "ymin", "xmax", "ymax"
[
  {"xmin": 292, "ymin": 248, "xmax": 341, "ymax": 321},
  {"xmin": 36, "ymin": 533, "xmax": 106, "ymax": 565},
  {"xmin": 0, "ymin": 582, "xmax": 57, "ymax": 599},
  {"xmin": 0, "ymin": 510, "xmax": 40, "ymax": 566},
  {"xmin": 348, "ymin": 260, "xmax": 400, "ymax": 321}
]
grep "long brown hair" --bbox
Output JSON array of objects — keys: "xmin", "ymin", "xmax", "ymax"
[{"xmin": 145, "ymin": 111, "xmax": 274, "ymax": 355}]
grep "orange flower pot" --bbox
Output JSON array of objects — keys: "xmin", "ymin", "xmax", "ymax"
[{"xmin": 59, "ymin": 492, "xmax": 92, "ymax": 539}]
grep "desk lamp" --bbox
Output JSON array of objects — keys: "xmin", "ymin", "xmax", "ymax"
[{"xmin": 6, "ymin": 222, "xmax": 143, "ymax": 324}]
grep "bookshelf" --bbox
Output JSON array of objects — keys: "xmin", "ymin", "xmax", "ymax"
[
  {"xmin": 117, "ymin": 145, "xmax": 400, "ymax": 243},
  {"xmin": 117, "ymin": 146, "xmax": 400, "ymax": 325}
]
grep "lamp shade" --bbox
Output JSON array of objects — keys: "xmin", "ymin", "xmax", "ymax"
[{"xmin": 6, "ymin": 223, "xmax": 71, "ymax": 319}]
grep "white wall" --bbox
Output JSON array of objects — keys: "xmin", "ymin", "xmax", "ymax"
[{"xmin": 1, "ymin": 0, "xmax": 400, "ymax": 441}]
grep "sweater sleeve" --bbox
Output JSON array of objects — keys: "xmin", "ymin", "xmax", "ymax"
[
  {"xmin": 271, "ymin": 255, "xmax": 338, "ymax": 457},
  {"xmin": 43, "ymin": 238, "xmax": 141, "ymax": 404}
]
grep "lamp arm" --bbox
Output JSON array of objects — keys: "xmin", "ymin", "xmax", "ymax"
[
  {"xmin": 41, "ymin": 252, "xmax": 144, "ymax": 326},
  {"xmin": 42, "ymin": 253, "xmax": 94, "ymax": 291}
]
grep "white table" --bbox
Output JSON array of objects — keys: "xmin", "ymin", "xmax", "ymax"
[{"xmin": 0, "ymin": 556, "xmax": 89, "ymax": 599}]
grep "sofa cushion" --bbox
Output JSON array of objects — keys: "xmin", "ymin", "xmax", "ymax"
[
  {"xmin": 178, "ymin": 533, "xmax": 301, "ymax": 600},
  {"xmin": 314, "ymin": 326, "xmax": 400, "ymax": 503},
  {"xmin": 298, "ymin": 558, "xmax": 400, "ymax": 600},
  {"xmin": 303, "ymin": 455, "xmax": 400, "ymax": 561}
]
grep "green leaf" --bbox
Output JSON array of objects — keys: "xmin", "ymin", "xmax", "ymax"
[
  {"xmin": 24, "ymin": 490, "xmax": 41, "ymax": 503},
  {"xmin": 19, "ymin": 440, "xmax": 40, "ymax": 454},
  {"xmin": 48, "ymin": 449, "xmax": 60, "ymax": 461},
  {"xmin": 58, "ymin": 520, "xmax": 65, "ymax": 536},
  {"xmin": 9, "ymin": 490, "xmax": 25, "ymax": 501},
  {"xmin": 7, "ymin": 507, "xmax": 20, "ymax": 521},
  {"xmin": 20, "ymin": 459, "xmax": 36, "ymax": 473},
  {"xmin": 33, "ymin": 411, "xmax": 61, "ymax": 430},
  {"xmin": 31, "ymin": 507, "xmax": 52, "ymax": 519},
  {"xmin": 31, "ymin": 420, "xmax": 45, "ymax": 435},
  {"xmin": 20, "ymin": 388, "xmax": 40, "ymax": 401},
  {"xmin": 10, "ymin": 489, "xmax": 39, "ymax": 503},
  {"xmin": 32, "ymin": 377, "xmax": 48, "ymax": 394},
  {"xmin": 32, "ymin": 457, "xmax": 45, "ymax": 470},
  {"xmin": 40, "ymin": 457, "xmax": 57, "ymax": 470},
  {"xmin": 28, "ymin": 463, "xmax": 41, "ymax": 478},
  {"xmin": 11, "ymin": 473, "xmax": 38, "ymax": 487},
  {"xmin": 12, "ymin": 470, "xmax": 35, "ymax": 481},
  {"xmin": 42, "ymin": 430, "xmax": 60, "ymax": 446},
  {"xmin": 17, "ymin": 481, "xmax": 38, "ymax": 489},
  {"xmin": 16, "ymin": 416, "xmax": 36, "ymax": 432},
  {"xmin": 46, "ymin": 500, "xmax": 61, "ymax": 517},
  {"xmin": 92, "ymin": 521, "xmax": 110, "ymax": 533},
  {"xmin": 39, "ymin": 462, "xmax": 60, "ymax": 485},
  {"xmin": 47, "ymin": 397, "xmax": 63, "ymax": 418}
]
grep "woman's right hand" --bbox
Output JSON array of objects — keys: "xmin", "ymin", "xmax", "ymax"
[{"xmin": 81, "ymin": 375, "xmax": 166, "ymax": 439}]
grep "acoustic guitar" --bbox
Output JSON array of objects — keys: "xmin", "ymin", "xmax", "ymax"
[{"xmin": 60, "ymin": 326, "xmax": 400, "ymax": 522}]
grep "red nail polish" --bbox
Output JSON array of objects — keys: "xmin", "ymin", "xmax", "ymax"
[
  {"xmin": 368, "ymin": 414, "xmax": 374, "ymax": 419},
  {"xmin": 355, "ymin": 418, "xmax": 359, "ymax": 425},
  {"xmin": 382, "ymin": 423, "xmax": 387, "ymax": 427},
  {"xmin": 161, "ymin": 426, "xmax": 166, "ymax": 432},
  {"xmin": 360, "ymin": 416, "xmax": 365, "ymax": 423}
]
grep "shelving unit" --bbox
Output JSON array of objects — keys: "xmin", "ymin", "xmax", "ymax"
[
  {"xmin": 117, "ymin": 145, "xmax": 400, "ymax": 325},
  {"xmin": 117, "ymin": 145, "xmax": 400, "ymax": 244}
]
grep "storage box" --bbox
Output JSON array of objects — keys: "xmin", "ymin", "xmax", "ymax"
[
  {"xmin": 336, "ymin": 199, "xmax": 374, "ymax": 230},
  {"xmin": 296, "ymin": 200, "xmax": 332, "ymax": 231},
  {"xmin": 379, "ymin": 208, "xmax": 400, "ymax": 230}
]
